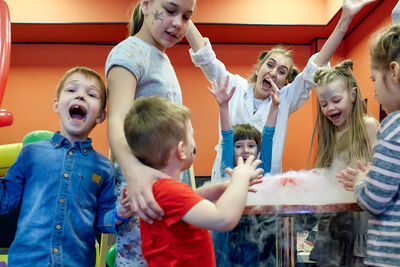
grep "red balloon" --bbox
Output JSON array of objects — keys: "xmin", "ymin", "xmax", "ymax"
[
  {"xmin": 0, "ymin": 0, "xmax": 12, "ymax": 127},
  {"xmin": 0, "ymin": 0, "xmax": 11, "ymax": 106},
  {"xmin": 0, "ymin": 108, "xmax": 13, "ymax": 127}
]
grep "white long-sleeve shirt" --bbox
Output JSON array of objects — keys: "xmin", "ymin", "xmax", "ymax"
[{"xmin": 189, "ymin": 38, "xmax": 326, "ymax": 180}]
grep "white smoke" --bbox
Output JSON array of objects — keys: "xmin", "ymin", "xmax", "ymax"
[{"xmin": 247, "ymin": 162, "xmax": 355, "ymax": 206}]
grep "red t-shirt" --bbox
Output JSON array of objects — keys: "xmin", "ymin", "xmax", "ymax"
[{"xmin": 140, "ymin": 179, "xmax": 216, "ymax": 267}]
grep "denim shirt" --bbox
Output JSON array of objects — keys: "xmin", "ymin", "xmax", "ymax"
[{"xmin": 0, "ymin": 132, "xmax": 116, "ymax": 267}]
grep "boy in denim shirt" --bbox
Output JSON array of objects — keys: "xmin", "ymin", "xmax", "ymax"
[{"xmin": 0, "ymin": 67, "xmax": 133, "ymax": 266}]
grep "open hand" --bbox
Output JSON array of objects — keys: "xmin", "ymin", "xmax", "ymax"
[
  {"xmin": 225, "ymin": 155, "xmax": 263, "ymax": 185},
  {"xmin": 208, "ymin": 75, "xmax": 236, "ymax": 106},
  {"xmin": 336, "ymin": 160, "xmax": 371, "ymax": 191}
]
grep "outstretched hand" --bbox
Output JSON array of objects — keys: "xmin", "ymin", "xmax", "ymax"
[
  {"xmin": 225, "ymin": 155, "xmax": 264, "ymax": 192},
  {"xmin": 342, "ymin": 0, "xmax": 377, "ymax": 18},
  {"xmin": 336, "ymin": 160, "xmax": 371, "ymax": 191},
  {"xmin": 208, "ymin": 76, "xmax": 236, "ymax": 106}
]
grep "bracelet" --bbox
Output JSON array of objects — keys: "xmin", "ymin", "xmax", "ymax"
[{"xmin": 114, "ymin": 206, "xmax": 133, "ymax": 223}]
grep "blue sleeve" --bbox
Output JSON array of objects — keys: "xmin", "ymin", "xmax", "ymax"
[
  {"xmin": 260, "ymin": 126, "xmax": 275, "ymax": 174},
  {"xmin": 0, "ymin": 150, "xmax": 25, "ymax": 214},
  {"xmin": 221, "ymin": 129, "xmax": 234, "ymax": 176},
  {"xmin": 94, "ymin": 165, "xmax": 118, "ymax": 234}
]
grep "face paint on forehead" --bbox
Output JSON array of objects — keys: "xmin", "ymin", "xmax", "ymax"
[{"xmin": 320, "ymin": 87, "xmax": 335, "ymax": 99}]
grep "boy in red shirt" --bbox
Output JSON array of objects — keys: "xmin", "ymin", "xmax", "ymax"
[{"xmin": 123, "ymin": 95, "xmax": 263, "ymax": 266}]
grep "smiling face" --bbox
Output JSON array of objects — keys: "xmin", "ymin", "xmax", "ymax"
[
  {"xmin": 141, "ymin": 0, "xmax": 195, "ymax": 51},
  {"xmin": 254, "ymin": 53, "xmax": 292, "ymax": 99},
  {"xmin": 317, "ymin": 79, "xmax": 355, "ymax": 132},
  {"xmin": 233, "ymin": 139, "xmax": 258, "ymax": 165},
  {"xmin": 54, "ymin": 72, "xmax": 105, "ymax": 142}
]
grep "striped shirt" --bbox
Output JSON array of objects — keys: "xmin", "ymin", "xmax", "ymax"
[{"xmin": 355, "ymin": 110, "xmax": 400, "ymax": 267}]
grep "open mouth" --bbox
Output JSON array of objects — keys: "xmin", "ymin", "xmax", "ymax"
[
  {"xmin": 69, "ymin": 105, "xmax": 87, "ymax": 121},
  {"xmin": 262, "ymin": 79, "xmax": 272, "ymax": 89},
  {"xmin": 329, "ymin": 112, "xmax": 341, "ymax": 122},
  {"xmin": 241, "ymin": 155, "xmax": 251, "ymax": 161}
]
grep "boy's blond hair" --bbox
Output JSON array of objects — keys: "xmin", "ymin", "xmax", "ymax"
[
  {"xmin": 56, "ymin": 66, "xmax": 107, "ymax": 111},
  {"xmin": 124, "ymin": 96, "xmax": 191, "ymax": 169}
]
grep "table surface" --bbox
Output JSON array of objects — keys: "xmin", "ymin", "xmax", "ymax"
[{"xmin": 244, "ymin": 202, "xmax": 362, "ymax": 215}]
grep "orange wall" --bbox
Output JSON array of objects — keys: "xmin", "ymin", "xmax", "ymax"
[
  {"xmin": 1, "ymin": 1, "xmax": 395, "ymax": 176},
  {"xmin": 5, "ymin": 0, "xmax": 339, "ymax": 24},
  {"xmin": 0, "ymin": 43, "xmax": 312, "ymax": 176}
]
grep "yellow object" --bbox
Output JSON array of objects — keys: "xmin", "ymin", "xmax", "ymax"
[
  {"xmin": 0, "ymin": 143, "xmax": 22, "ymax": 177},
  {"xmin": 95, "ymin": 240, "xmax": 99, "ymax": 267},
  {"xmin": 0, "ymin": 253, "xmax": 8, "ymax": 264},
  {"xmin": 92, "ymin": 174, "xmax": 101, "ymax": 184}
]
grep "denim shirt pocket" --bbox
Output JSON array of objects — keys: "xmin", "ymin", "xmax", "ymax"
[{"xmin": 76, "ymin": 173, "xmax": 100, "ymax": 210}]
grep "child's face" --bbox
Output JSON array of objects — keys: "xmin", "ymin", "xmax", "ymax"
[
  {"xmin": 181, "ymin": 120, "xmax": 196, "ymax": 171},
  {"xmin": 53, "ymin": 72, "xmax": 105, "ymax": 142},
  {"xmin": 317, "ymin": 79, "xmax": 355, "ymax": 132},
  {"xmin": 233, "ymin": 139, "xmax": 258, "ymax": 165},
  {"xmin": 254, "ymin": 53, "xmax": 291, "ymax": 99},
  {"xmin": 143, "ymin": 0, "xmax": 195, "ymax": 51},
  {"xmin": 370, "ymin": 65, "xmax": 400, "ymax": 114}
]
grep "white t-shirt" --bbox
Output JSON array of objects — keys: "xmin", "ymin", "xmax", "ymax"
[{"xmin": 105, "ymin": 36, "xmax": 182, "ymax": 104}]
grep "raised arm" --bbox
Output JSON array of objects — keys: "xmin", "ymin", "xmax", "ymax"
[
  {"xmin": 208, "ymin": 76, "xmax": 236, "ymax": 131},
  {"xmin": 185, "ymin": 20, "xmax": 207, "ymax": 53},
  {"xmin": 107, "ymin": 67, "xmax": 165, "ymax": 223},
  {"xmin": 314, "ymin": 0, "xmax": 377, "ymax": 67}
]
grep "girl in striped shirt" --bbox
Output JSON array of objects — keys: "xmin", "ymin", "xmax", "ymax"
[{"xmin": 337, "ymin": 24, "xmax": 400, "ymax": 266}]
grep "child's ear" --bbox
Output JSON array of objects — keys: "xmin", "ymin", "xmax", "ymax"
[
  {"xmin": 177, "ymin": 141, "xmax": 187, "ymax": 160},
  {"xmin": 389, "ymin": 61, "xmax": 400, "ymax": 85},
  {"xmin": 53, "ymin": 98, "xmax": 60, "ymax": 114},
  {"xmin": 141, "ymin": 0, "xmax": 150, "ymax": 15},
  {"xmin": 351, "ymin": 87, "xmax": 357, "ymax": 102},
  {"xmin": 95, "ymin": 110, "xmax": 106, "ymax": 124}
]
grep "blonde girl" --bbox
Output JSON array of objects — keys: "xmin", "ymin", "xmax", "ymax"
[
  {"xmin": 105, "ymin": 0, "xmax": 196, "ymax": 265},
  {"xmin": 338, "ymin": 24, "xmax": 400, "ymax": 267},
  {"xmin": 309, "ymin": 60, "xmax": 379, "ymax": 267},
  {"xmin": 313, "ymin": 60, "xmax": 378, "ymax": 169}
]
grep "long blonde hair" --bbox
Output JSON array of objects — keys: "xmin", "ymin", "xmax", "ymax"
[{"xmin": 312, "ymin": 60, "xmax": 372, "ymax": 168}]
